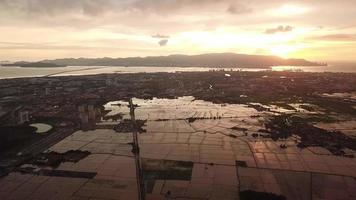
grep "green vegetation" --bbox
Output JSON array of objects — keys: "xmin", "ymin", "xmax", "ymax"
[
  {"xmin": 265, "ymin": 114, "xmax": 356, "ymax": 156},
  {"xmin": 114, "ymin": 119, "xmax": 146, "ymax": 133}
]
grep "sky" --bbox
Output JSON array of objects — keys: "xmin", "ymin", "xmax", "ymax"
[{"xmin": 0, "ymin": 0, "xmax": 355, "ymax": 62}]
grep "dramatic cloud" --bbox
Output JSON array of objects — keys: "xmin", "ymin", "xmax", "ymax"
[
  {"xmin": 0, "ymin": 0, "xmax": 252, "ymax": 19},
  {"xmin": 265, "ymin": 25, "xmax": 294, "ymax": 34},
  {"xmin": 158, "ymin": 39, "xmax": 168, "ymax": 46},
  {"xmin": 1, "ymin": 0, "xmax": 356, "ymax": 61}
]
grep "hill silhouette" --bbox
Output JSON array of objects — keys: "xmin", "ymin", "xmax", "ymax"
[{"xmin": 5, "ymin": 53, "xmax": 325, "ymax": 68}]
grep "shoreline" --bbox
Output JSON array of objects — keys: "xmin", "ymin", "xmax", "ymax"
[{"xmin": 0, "ymin": 65, "xmax": 355, "ymax": 80}]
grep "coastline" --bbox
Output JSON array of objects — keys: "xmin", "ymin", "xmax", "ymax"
[{"xmin": 1, "ymin": 65, "xmax": 355, "ymax": 80}]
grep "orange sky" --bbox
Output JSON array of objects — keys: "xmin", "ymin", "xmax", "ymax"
[{"xmin": 0, "ymin": 0, "xmax": 355, "ymax": 62}]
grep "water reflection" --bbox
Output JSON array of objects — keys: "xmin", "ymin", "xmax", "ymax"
[
  {"xmin": 2, "ymin": 96, "xmax": 355, "ymax": 200},
  {"xmin": 2, "ymin": 64, "xmax": 356, "ymax": 80},
  {"xmin": 103, "ymin": 96, "xmax": 257, "ymax": 121},
  {"xmin": 29, "ymin": 123, "xmax": 53, "ymax": 134},
  {"xmin": 73, "ymin": 97, "xmax": 355, "ymax": 158}
]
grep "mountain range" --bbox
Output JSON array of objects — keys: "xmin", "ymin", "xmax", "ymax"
[{"xmin": 2, "ymin": 53, "xmax": 326, "ymax": 68}]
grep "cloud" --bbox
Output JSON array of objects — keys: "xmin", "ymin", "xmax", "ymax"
[
  {"xmin": 131, "ymin": 0, "xmax": 240, "ymax": 13},
  {"xmin": 0, "ymin": 0, "xmax": 255, "ymax": 32},
  {"xmin": 265, "ymin": 25, "xmax": 293, "ymax": 34},
  {"xmin": 309, "ymin": 34, "xmax": 356, "ymax": 41},
  {"xmin": 0, "ymin": 0, "xmax": 110, "ymax": 17},
  {"xmin": 226, "ymin": 4, "xmax": 251, "ymax": 14},
  {"xmin": 158, "ymin": 39, "xmax": 168, "ymax": 46},
  {"xmin": 152, "ymin": 34, "xmax": 170, "ymax": 39},
  {"xmin": 0, "ymin": 0, "xmax": 252, "ymax": 20},
  {"xmin": 1, "ymin": 0, "xmax": 356, "ymax": 61},
  {"xmin": 153, "ymin": 34, "xmax": 169, "ymax": 46}
]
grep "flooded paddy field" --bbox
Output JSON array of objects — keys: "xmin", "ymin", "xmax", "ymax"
[
  {"xmin": 0, "ymin": 71, "xmax": 356, "ymax": 199},
  {"xmin": 1, "ymin": 96, "xmax": 356, "ymax": 200}
]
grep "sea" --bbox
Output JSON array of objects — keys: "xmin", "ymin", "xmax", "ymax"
[{"xmin": 0, "ymin": 64, "xmax": 355, "ymax": 79}]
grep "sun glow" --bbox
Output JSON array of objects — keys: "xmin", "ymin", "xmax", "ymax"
[
  {"xmin": 269, "ymin": 45, "xmax": 299, "ymax": 58},
  {"xmin": 270, "ymin": 4, "xmax": 310, "ymax": 16},
  {"xmin": 175, "ymin": 28, "xmax": 310, "ymax": 58}
]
